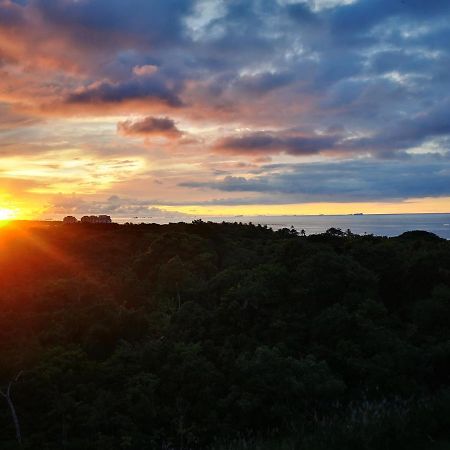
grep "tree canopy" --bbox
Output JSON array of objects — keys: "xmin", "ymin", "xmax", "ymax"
[{"xmin": 0, "ymin": 221, "xmax": 449, "ymax": 449}]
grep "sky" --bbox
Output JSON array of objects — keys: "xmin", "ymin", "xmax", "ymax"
[{"xmin": 0, "ymin": 0, "xmax": 450, "ymax": 219}]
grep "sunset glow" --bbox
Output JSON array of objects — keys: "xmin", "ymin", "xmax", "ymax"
[
  {"xmin": 0, "ymin": 208, "xmax": 15, "ymax": 221},
  {"xmin": 0, "ymin": 0, "xmax": 449, "ymax": 219},
  {"xmin": 161, "ymin": 197, "xmax": 450, "ymax": 217},
  {"xmin": 1, "ymin": 2, "xmax": 450, "ymax": 447}
]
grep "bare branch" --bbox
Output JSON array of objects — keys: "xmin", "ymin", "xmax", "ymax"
[
  {"xmin": 14, "ymin": 371, "xmax": 23, "ymax": 383},
  {"xmin": 1, "ymin": 372, "xmax": 23, "ymax": 445}
]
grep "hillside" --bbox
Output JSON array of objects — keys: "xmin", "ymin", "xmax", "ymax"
[{"xmin": 0, "ymin": 221, "xmax": 449, "ymax": 449}]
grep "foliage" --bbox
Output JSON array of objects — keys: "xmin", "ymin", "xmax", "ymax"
[{"xmin": 0, "ymin": 222, "xmax": 449, "ymax": 449}]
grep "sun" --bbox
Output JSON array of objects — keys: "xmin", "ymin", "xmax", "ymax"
[{"xmin": 0, "ymin": 208, "xmax": 15, "ymax": 221}]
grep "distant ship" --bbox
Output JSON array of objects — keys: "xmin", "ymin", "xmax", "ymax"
[{"xmin": 352, "ymin": 213, "xmax": 364, "ymax": 216}]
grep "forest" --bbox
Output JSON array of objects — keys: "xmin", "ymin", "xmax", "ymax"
[{"xmin": 0, "ymin": 221, "xmax": 449, "ymax": 449}]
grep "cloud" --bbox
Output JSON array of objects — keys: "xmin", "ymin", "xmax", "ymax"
[
  {"xmin": 352, "ymin": 100, "xmax": 450, "ymax": 153},
  {"xmin": 48, "ymin": 194, "xmax": 191, "ymax": 219},
  {"xmin": 0, "ymin": 176, "xmax": 45, "ymax": 195},
  {"xmin": 117, "ymin": 116, "xmax": 182, "ymax": 139},
  {"xmin": 1, "ymin": 0, "xmax": 449, "ymax": 130},
  {"xmin": 286, "ymin": 2, "xmax": 319, "ymax": 25},
  {"xmin": 214, "ymin": 131, "xmax": 338, "ymax": 156},
  {"xmin": 34, "ymin": 0, "xmax": 194, "ymax": 47},
  {"xmin": 0, "ymin": 103, "xmax": 41, "ymax": 130},
  {"xmin": 1, "ymin": 0, "xmax": 450, "ymax": 210},
  {"xmin": 65, "ymin": 76, "xmax": 184, "ymax": 108},
  {"xmin": 180, "ymin": 153, "xmax": 450, "ymax": 202},
  {"xmin": 233, "ymin": 71, "xmax": 295, "ymax": 94},
  {"xmin": 329, "ymin": 0, "xmax": 450, "ymax": 39},
  {"xmin": 133, "ymin": 65, "xmax": 158, "ymax": 76}
]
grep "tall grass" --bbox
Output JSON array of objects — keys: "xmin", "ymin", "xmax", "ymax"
[{"xmin": 211, "ymin": 392, "xmax": 450, "ymax": 450}]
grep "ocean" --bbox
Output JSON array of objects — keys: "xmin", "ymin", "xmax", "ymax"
[{"xmin": 112, "ymin": 213, "xmax": 450, "ymax": 239}]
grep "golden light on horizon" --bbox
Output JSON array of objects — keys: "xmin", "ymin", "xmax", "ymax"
[
  {"xmin": 160, "ymin": 197, "xmax": 450, "ymax": 217},
  {"xmin": 0, "ymin": 208, "xmax": 16, "ymax": 222}
]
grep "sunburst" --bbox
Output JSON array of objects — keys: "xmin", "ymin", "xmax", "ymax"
[{"xmin": 0, "ymin": 208, "xmax": 15, "ymax": 221}]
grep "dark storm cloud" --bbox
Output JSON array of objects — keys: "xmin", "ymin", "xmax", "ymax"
[
  {"xmin": 66, "ymin": 75, "xmax": 184, "ymax": 108},
  {"xmin": 180, "ymin": 153, "xmax": 450, "ymax": 202},
  {"xmin": 214, "ymin": 132, "xmax": 338, "ymax": 156}
]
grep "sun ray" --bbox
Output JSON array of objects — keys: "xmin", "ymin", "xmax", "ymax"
[
  {"xmin": 0, "ymin": 208, "xmax": 15, "ymax": 223},
  {"xmin": 10, "ymin": 224, "xmax": 106, "ymax": 289}
]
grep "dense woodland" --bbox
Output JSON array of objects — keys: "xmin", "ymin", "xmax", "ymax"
[{"xmin": 0, "ymin": 221, "xmax": 449, "ymax": 449}]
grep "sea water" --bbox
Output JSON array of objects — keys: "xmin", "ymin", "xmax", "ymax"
[{"xmin": 113, "ymin": 213, "xmax": 450, "ymax": 239}]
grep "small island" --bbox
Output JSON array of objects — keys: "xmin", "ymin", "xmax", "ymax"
[{"xmin": 63, "ymin": 215, "xmax": 112, "ymax": 224}]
